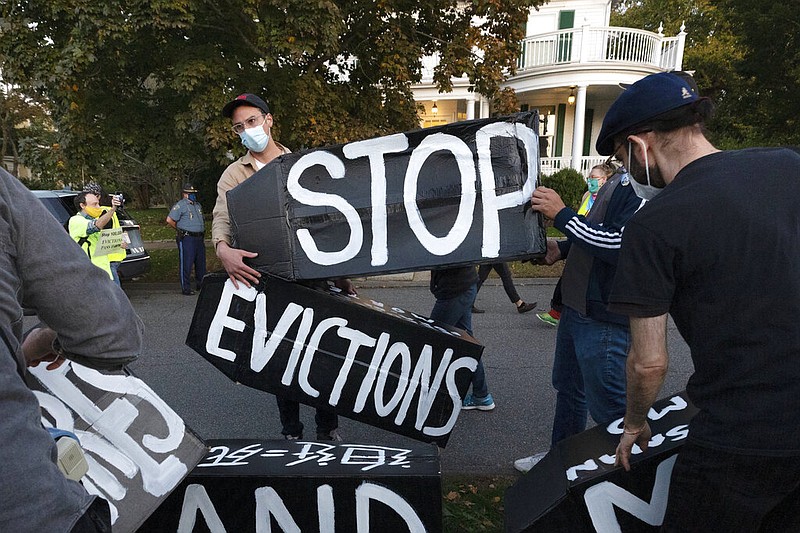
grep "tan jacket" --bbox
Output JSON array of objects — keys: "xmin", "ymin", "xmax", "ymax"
[{"xmin": 211, "ymin": 144, "xmax": 289, "ymax": 247}]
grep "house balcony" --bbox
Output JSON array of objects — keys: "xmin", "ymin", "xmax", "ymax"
[
  {"xmin": 516, "ymin": 25, "xmax": 686, "ymax": 75},
  {"xmin": 412, "ymin": 24, "xmax": 686, "ymax": 175}
]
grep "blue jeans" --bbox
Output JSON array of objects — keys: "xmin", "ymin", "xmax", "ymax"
[
  {"xmin": 429, "ymin": 283, "xmax": 488, "ymax": 398},
  {"xmin": 110, "ymin": 262, "xmax": 121, "ymax": 287},
  {"xmin": 551, "ymin": 306, "xmax": 629, "ymax": 445},
  {"xmin": 664, "ymin": 441, "xmax": 800, "ymax": 532}
]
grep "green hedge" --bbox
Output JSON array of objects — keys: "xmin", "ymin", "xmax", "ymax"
[{"xmin": 540, "ymin": 168, "xmax": 586, "ymax": 211}]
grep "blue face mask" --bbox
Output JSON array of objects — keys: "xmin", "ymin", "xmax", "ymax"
[
  {"xmin": 188, "ymin": 193, "xmax": 197, "ymax": 202},
  {"xmin": 587, "ymin": 178, "xmax": 600, "ymax": 194},
  {"xmin": 239, "ymin": 124, "xmax": 270, "ymax": 153}
]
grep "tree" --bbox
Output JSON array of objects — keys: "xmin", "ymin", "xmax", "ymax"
[
  {"xmin": 0, "ymin": 0, "xmax": 543, "ymax": 204},
  {"xmin": 613, "ymin": 0, "xmax": 800, "ymax": 148}
]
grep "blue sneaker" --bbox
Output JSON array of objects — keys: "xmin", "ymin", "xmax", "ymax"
[{"xmin": 462, "ymin": 393, "xmax": 495, "ymax": 411}]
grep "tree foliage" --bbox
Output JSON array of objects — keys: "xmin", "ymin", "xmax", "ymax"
[
  {"xmin": 613, "ymin": 0, "xmax": 800, "ymax": 148},
  {"xmin": 0, "ymin": 0, "xmax": 542, "ymax": 205}
]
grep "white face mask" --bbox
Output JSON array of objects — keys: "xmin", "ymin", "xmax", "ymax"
[
  {"xmin": 627, "ymin": 140, "xmax": 664, "ymax": 200},
  {"xmin": 240, "ymin": 124, "xmax": 270, "ymax": 153}
]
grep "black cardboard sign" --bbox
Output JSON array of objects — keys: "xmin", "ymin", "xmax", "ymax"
[
  {"xmin": 28, "ymin": 361, "xmax": 207, "ymax": 533},
  {"xmin": 187, "ymin": 273, "xmax": 484, "ymax": 447},
  {"xmin": 228, "ymin": 112, "xmax": 546, "ymax": 281},
  {"xmin": 142, "ymin": 439, "xmax": 442, "ymax": 532},
  {"xmin": 505, "ymin": 392, "xmax": 699, "ymax": 532}
]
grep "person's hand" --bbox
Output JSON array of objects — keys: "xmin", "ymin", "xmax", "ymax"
[
  {"xmin": 531, "ymin": 186, "xmax": 566, "ymax": 220},
  {"xmin": 22, "ymin": 328, "xmax": 66, "ymax": 370},
  {"xmin": 216, "ymin": 241, "xmax": 261, "ymax": 289},
  {"xmin": 110, "ymin": 195, "xmax": 122, "ymax": 210},
  {"xmin": 334, "ymin": 278, "xmax": 357, "ymax": 296},
  {"xmin": 615, "ymin": 422, "xmax": 652, "ymax": 471},
  {"xmin": 543, "ymin": 238, "xmax": 562, "ymax": 265}
]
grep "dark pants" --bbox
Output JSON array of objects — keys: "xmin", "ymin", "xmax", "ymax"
[
  {"xmin": 71, "ymin": 497, "xmax": 111, "ymax": 533},
  {"xmin": 477, "ymin": 263, "xmax": 520, "ymax": 303},
  {"xmin": 177, "ymin": 234, "xmax": 206, "ymax": 293},
  {"xmin": 276, "ymin": 396, "xmax": 338, "ymax": 439},
  {"xmin": 663, "ymin": 441, "xmax": 800, "ymax": 532}
]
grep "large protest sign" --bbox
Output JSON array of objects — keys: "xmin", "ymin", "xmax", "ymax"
[
  {"xmin": 143, "ymin": 439, "xmax": 442, "ymax": 532},
  {"xmin": 29, "ymin": 361, "xmax": 207, "ymax": 533},
  {"xmin": 227, "ymin": 112, "xmax": 546, "ymax": 280},
  {"xmin": 187, "ymin": 273, "xmax": 483, "ymax": 448},
  {"xmin": 505, "ymin": 392, "xmax": 699, "ymax": 532}
]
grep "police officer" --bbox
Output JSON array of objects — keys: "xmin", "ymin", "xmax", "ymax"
[{"xmin": 166, "ymin": 183, "xmax": 206, "ymax": 295}]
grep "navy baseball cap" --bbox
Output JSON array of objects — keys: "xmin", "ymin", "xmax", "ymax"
[
  {"xmin": 222, "ymin": 93, "xmax": 270, "ymax": 118},
  {"xmin": 596, "ymin": 72, "xmax": 699, "ymax": 155}
]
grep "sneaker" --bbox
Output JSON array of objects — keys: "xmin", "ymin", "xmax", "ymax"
[
  {"xmin": 514, "ymin": 451, "xmax": 547, "ymax": 473},
  {"xmin": 536, "ymin": 311, "xmax": 559, "ymax": 327},
  {"xmin": 182, "ymin": 289, "xmax": 196, "ymax": 296},
  {"xmin": 516, "ymin": 301, "xmax": 537, "ymax": 314},
  {"xmin": 316, "ymin": 429, "xmax": 343, "ymax": 442},
  {"xmin": 462, "ymin": 393, "xmax": 495, "ymax": 411},
  {"xmin": 284, "ymin": 434, "xmax": 301, "ymax": 440},
  {"xmin": 471, "ymin": 305, "xmax": 485, "ymax": 314}
]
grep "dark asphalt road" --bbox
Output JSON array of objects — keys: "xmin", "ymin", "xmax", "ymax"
[{"xmin": 121, "ymin": 277, "xmax": 692, "ymax": 477}]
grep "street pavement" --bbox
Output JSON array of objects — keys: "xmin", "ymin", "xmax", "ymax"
[{"xmin": 121, "ymin": 276, "xmax": 692, "ymax": 477}]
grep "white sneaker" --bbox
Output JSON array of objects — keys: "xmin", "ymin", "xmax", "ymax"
[{"xmin": 514, "ymin": 451, "xmax": 547, "ymax": 473}]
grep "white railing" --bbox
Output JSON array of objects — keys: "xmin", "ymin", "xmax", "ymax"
[
  {"xmin": 517, "ymin": 26, "xmax": 686, "ymax": 72},
  {"xmin": 540, "ymin": 156, "xmax": 609, "ymax": 177}
]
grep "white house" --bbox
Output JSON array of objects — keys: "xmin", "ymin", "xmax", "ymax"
[{"xmin": 412, "ymin": 0, "xmax": 686, "ymax": 176}]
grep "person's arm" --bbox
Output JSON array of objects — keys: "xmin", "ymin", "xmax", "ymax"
[
  {"xmin": 533, "ymin": 185, "xmax": 643, "ymax": 265},
  {"xmin": 615, "ymin": 314, "xmax": 670, "ymax": 471},
  {"xmin": 93, "ymin": 196, "xmax": 121, "ymax": 230},
  {"xmin": 212, "ymin": 169, "xmax": 261, "ymax": 289},
  {"xmin": 166, "ymin": 216, "xmax": 177, "ymax": 230}
]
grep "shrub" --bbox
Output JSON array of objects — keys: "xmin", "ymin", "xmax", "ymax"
[{"xmin": 540, "ymin": 168, "xmax": 586, "ymax": 211}]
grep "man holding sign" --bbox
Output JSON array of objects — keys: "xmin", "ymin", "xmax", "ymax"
[{"xmin": 69, "ymin": 189, "xmax": 124, "ymax": 283}]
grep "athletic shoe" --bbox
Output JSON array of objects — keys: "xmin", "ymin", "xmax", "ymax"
[
  {"xmin": 462, "ymin": 392, "xmax": 495, "ymax": 411},
  {"xmin": 516, "ymin": 301, "xmax": 537, "ymax": 314},
  {"xmin": 284, "ymin": 434, "xmax": 301, "ymax": 440},
  {"xmin": 316, "ymin": 429, "xmax": 343, "ymax": 441},
  {"xmin": 536, "ymin": 311, "xmax": 559, "ymax": 327},
  {"xmin": 514, "ymin": 451, "xmax": 548, "ymax": 473},
  {"xmin": 471, "ymin": 305, "xmax": 485, "ymax": 314}
]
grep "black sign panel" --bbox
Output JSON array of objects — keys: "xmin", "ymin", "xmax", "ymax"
[
  {"xmin": 187, "ymin": 273, "xmax": 484, "ymax": 447},
  {"xmin": 505, "ymin": 392, "xmax": 699, "ymax": 532},
  {"xmin": 29, "ymin": 361, "xmax": 207, "ymax": 533},
  {"xmin": 142, "ymin": 439, "xmax": 442, "ymax": 532},
  {"xmin": 228, "ymin": 112, "xmax": 546, "ymax": 281}
]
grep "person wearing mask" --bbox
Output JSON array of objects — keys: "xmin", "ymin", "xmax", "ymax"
[
  {"xmin": 514, "ymin": 160, "xmax": 643, "ymax": 472},
  {"xmin": 604, "ymin": 71, "xmax": 800, "ymax": 530},
  {"xmin": 536, "ymin": 163, "xmax": 615, "ymax": 327},
  {"xmin": 167, "ymin": 183, "xmax": 207, "ymax": 295},
  {"xmin": 69, "ymin": 189, "xmax": 123, "ymax": 282},
  {"xmin": 213, "ymin": 93, "xmax": 353, "ymax": 440},
  {"xmin": 0, "ymin": 168, "xmax": 143, "ymax": 531}
]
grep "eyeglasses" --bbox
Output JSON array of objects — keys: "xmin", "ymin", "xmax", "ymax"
[{"xmin": 231, "ymin": 113, "xmax": 267, "ymax": 134}]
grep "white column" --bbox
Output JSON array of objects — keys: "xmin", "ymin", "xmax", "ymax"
[
  {"xmin": 466, "ymin": 96, "xmax": 475, "ymax": 120},
  {"xmin": 570, "ymin": 85, "xmax": 588, "ymax": 172},
  {"xmin": 480, "ymin": 97, "xmax": 490, "ymax": 119},
  {"xmin": 674, "ymin": 23, "xmax": 687, "ymax": 70}
]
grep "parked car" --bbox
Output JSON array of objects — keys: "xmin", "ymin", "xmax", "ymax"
[{"xmin": 32, "ymin": 190, "xmax": 150, "ymax": 280}]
